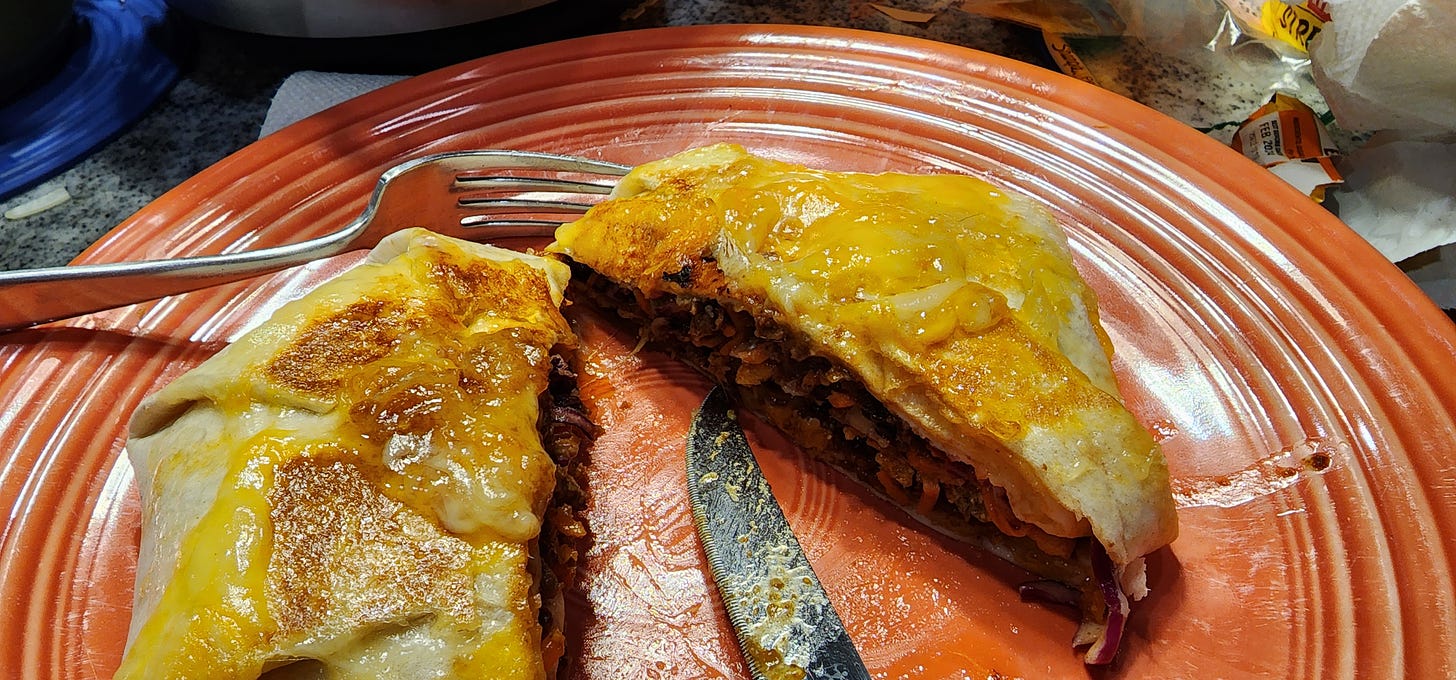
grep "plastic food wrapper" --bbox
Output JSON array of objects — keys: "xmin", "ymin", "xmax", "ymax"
[
  {"xmin": 956, "ymin": 0, "xmax": 1454, "ymax": 312},
  {"xmin": 1032, "ymin": 0, "xmax": 1337, "ymax": 147},
  {"xmin": 1230, "ymin": 93, "xmax": 1342, "ymax": 201},
  {"xmin": 1256, "ymin": 0, "xmax": 1330, "ymax": 53}
]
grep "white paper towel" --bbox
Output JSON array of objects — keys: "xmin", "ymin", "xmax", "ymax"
[
  {"xmin": 1311, "ymin": 0, "xmax": 1456, "ymax": 279},
  {"xmin": 1310, "ymin": 0, "xmax": 1456, "ymax": 136},
  {"xmin": 259, "ymin": 68, "xmax": 1456, "ymax": 308},
  {"xmin": 259, "ymin": 71, "xmax": 407, "ymax": 139},
  {"xmin": 1404, "ymin": 244, "xmax": 1456, "ymax": 309},
  {"xmin": 1336, "ymin": 134, "xmax": 1456, "ymax": 262}
]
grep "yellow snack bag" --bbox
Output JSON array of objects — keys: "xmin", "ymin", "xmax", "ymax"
[{"xmin": 1259, "ymin": 0, "xmax": 1331, "ymax": 53}]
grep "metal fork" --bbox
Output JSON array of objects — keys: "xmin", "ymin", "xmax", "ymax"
[{"xmin": 0, "ymin": 150, "xmax": 630, "ymax": 334}]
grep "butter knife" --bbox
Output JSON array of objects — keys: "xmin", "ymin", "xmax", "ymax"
[{"xmin": 685, "ymin": 387, "xmax": 871, "ymax": 680}]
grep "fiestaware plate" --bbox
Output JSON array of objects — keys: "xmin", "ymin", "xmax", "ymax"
[{"xmin": 2, "ymin": 25, "xmax": 1453, "ymax": 679}]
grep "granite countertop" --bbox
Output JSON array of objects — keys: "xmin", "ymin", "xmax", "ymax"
[
  {"xmin": 3, "ymin": 0, "xmax": 1447, "ymax": 325},
  {"xmin": 0, "ymin": 1, "xmax": 1054, "ymax": 271}
]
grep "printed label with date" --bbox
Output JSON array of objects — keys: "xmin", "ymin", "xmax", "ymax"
[{"xmin": 1231, "ymin": 93, "xmax": 1342, "ymax": 201}]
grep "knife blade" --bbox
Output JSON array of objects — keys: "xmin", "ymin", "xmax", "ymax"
[{"xmin": 685, "ymin": 386, "xmax": 871, "ymax": 680}]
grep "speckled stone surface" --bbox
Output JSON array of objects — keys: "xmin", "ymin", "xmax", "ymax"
[
  {"xmin": 0, "ymin": 1, "xmax": 1058, "ymax": 271},
  {"xmin": 0, "ymin": 37, "xmax": 290, "ymax": 269},
  {"xmin": 0, "ymin": 0, "xmax": 1308, "ymax": 273},
  {"xmin": 618, "ymin": 0, "xmax": 1048, "ymax": 60}
]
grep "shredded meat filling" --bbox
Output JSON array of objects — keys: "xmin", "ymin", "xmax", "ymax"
[
  {"xmin": 535, "ymin": 353, "xmax": 593, "ymax": 679},
  {"xmin": 569, "ymin": 262, "xmax": 1090, "ymax": 586}
]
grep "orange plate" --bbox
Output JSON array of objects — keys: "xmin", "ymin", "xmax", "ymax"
[{"xmin": 2, "ymin": 25, "xmax": 1454, "ymax": 679}]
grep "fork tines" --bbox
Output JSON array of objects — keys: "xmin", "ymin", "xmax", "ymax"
[{"xmin": 454, "ymin": 169, "xmax": 622, "ymax": 230}]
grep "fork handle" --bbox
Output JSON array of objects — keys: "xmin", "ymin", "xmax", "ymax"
[{"xmin": 0, "ymin": 232, "xmax": 354, "ymax": 334}]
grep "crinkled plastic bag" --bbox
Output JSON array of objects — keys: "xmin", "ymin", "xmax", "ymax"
[{"xmin": 1042, "ymin": 1, "xmax": 1339, "ymax": 147}]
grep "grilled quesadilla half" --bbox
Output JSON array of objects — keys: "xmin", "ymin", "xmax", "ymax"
[
  {"xmin": 549, "ymin": 144, "xmax": 1178, "ymax": 663},
  {"xmin": 118, "ymin": 229, "xmax": 591, "ymax": 679}
]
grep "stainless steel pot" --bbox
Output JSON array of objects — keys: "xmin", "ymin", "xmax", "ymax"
[{"xmin": 165, "ymin": 0, "xmax": 557, "ymax": 38}]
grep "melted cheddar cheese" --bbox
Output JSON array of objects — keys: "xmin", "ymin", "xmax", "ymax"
[
  {"xmin": 551, "ymin": 144, "xmax": 1177, "ymax": 566},
  {"xmin": 120, "ymin": 229, "xmax": 574, "ymax": 679}
]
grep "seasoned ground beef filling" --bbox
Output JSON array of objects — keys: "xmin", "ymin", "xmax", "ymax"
[
  {"xmin": 536, "ymin": 353, "xmax": 593, "ymax": 678},
  {"xmin": 567, "ymin": 261, "xmax": 1096, "ymax": 591}
]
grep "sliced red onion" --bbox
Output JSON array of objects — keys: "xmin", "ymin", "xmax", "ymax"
[
  {"xmin": 1017, "ymin": 579, "xmax": 1082, "ymax": 608},
  {"xmin": 1082, "ymin": 541, "xmax": 1130, "ymax": 665}
]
